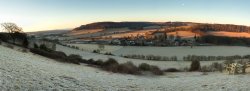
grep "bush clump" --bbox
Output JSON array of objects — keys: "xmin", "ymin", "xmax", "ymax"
[
  {"xmin": 22, "ymin": 38, "xmax": 29, "ymax": 48},
  {"xmin": 53, "ymin": 51, "xmax": 67, "ymax": 58},
  {"xmin": 164, "ymin": 68, "xmax": 181, "ymax": 72},
  {"xmin": 118, "ymin": 62, "xmax": 141, "ymax": 75},
  {"xmin": 103, "ymin": 58, "xmax": 119, "ymax": 66},
  {"xmin": 104, "ymin": 52, "xmax": 113, "ymax": 55},
  {"xmin": 201, "ymin": 62, "xmax": 223, "ymax": 72},
  {"xmin": 6, "ymin": 45, "xmax": 14, "ymax": 49},
  {"xmin": 93, "ymin": 59, "xmax": 104, "ymax": 66},
  {"xmin": 139, "ymin": 63, "xmax": 151, "ymax": 71},
  {"xmin": 21, "ymin": 49, "xmax": 28, "ymax": 53},
  {"xmin": 39, "ymin": 44, "xmax": 50, "ymax": 51},
  {"xmin": 150, "ymin": 66, "xmax": 164, "ymax": 75},
  {"xmin": 93, "ymin": 50, "xmax": 100, "ymax": 53},
  {"xmin": 86, "ymin": 59, "xmax": 95, "ymax": 64},
  {"xmin": 66, "ymin": 54, "xmax": 82, "ymax": 64},
  {"xmin": 34, "ymin": 43, "xmax": 39, "ymax": 49},
  {"xmin": 102, "ymin": 58, "xmax": 119, "ymax": 71},
  {"xmin": 211, "ymin": 62, "xmax": 223, "ymax": 72},
  {"xmin": 189, "ymin": 60, "xmax": 201, "ymax": 71},
  {"xmin": 30, "ymin": 48, "xmax": 80, "ymax": 64}
]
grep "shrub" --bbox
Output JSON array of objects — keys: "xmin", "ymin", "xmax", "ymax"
[
  {"xmin": 30, "ymin": 48, "xmax": 80, "ymax": 64},
  {"xmin": 103, "ymin": 62, "xmax": 119, "ymax": 72},
  {"xmin": 93, "ymin": 59, "xmax": 104, "ymax": 66},
  {"xmin": 66, "ymin": 54, "xmax": 82, "ymax": 64},
  {"xmin": 200, "ymin": 62, "xmax": 223, "ymax": 72},
  {"xmin": 211, "ymin": 62, "xmax": 223, "ymax": 72},
  {"xmin": 93, "ymin": 50, "xmax": 100, "ymax": 53},
  {"xmin": 22, "ymin": 38, "xmax": 29, "ymax": 48},
  {"xmin": 30, "ymin": 48, "xmax": 51, "ymax": 57},
  {"xmin": 189, "ymin": 60, "xmax": 201, "ymax": 71},
  {"xmin": 78, "ymin": 58, "xmax": 88, "ymax": 63},
  {"xmin": 201, "ymin": 62, "xmax": 224, "ymax": 72},
  {"xmin": 86, "ymin": 59, "xmax": 95, "ymax": 64},
  {"xmin": 139, "ymin": 63, "xmax": 151, "ymax": 71},
  {"xmin": 21, "ymin": 49, "xmax": 28, "ymax": 53},
  {"xmin": 6, "ymin": 45, "xmax": 14, "ymax": 49},
  {"xmin": 102, "ymin": 58, "xmax": 140, "ymax": 74},
  {"xmin": 104, "ymin": 52, "xmax": 113, "ymax": 55},
  {"xmin": 118, "ymin": 62, "xmax": 141, "ymax": 75},
  {"xmin": 30, "ymin": 48, "xmax": 45, "ymax": 54},
  {"xmin": 150, "ymin": 66, "xmax": 164, "ymax": 75},
  {"xmin": 67, "ymin": 54, "xmax": 81, "ymax": 60},
  {"xmin": 50, "ymin": 51, "xmax": 67, "ymax": 60},
  {"xmin": 39, "ymin": 44, "xmax": 50, "ymax": 51},
  {"xmin": 103, "ymin": 58, "xmax": 118, "ymax": 66},
  {"xmin": 102, "ymin": 60, "xmax": 141, "ymax": 75},
  {"xmin": 243, "ymin": 55, "xmax": 250, "ymax": 59},
  {"xmin": 164, "ymin": 68, "xmax": 181, "ymax": 72},
  {"xmin": 34, "ymin": 43, "xmax": 39, "ymax": 49},
  {"xmin": 75, "ymin": 46, "xmax": 79, "ymax": 49}
]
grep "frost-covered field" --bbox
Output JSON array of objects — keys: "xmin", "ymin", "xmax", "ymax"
[
  {"xmin": 2, "ymin": 45, "xmax": 250, "ymax": 91},
  {"xmin": 68, "ymin": 44, "xmax": 250, "ymax": 59},
  {"xmin": 112, "ymin": 46, "xmax": 250, "ymax": 59},
  {"xmin": 68, "ymin": 44, "xmax": 123, "ymax": 52},
  {"xmin": 57, "ymin": 45, "xmax": 223, "ymax": 69}
]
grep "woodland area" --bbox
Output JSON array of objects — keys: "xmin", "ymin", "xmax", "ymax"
[{"xmin": 73, "ymin": 22, "xmax": 250, "ymax": 33}]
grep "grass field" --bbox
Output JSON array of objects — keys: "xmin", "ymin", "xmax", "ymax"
[{"xmin": 68, "ymin": 44, "xmax": 250, "ymax": 59}]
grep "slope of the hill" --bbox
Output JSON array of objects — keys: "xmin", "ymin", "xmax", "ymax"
[
  {"xmin": 2, "ymin": 45, "xmax": 250, "ymax": 91},
  {"xmin": 70, "ymin": 22, "xmax": 250, "ymax": 39},
  {"xmin": 207, "ymin": 31, "xmax": 250, "ymax": 38}
]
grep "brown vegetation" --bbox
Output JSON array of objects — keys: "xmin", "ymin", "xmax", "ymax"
[
  {"xmin": 150, "ymin": 66, "xmax": 164, "ymax": 75},
  {"xmin": 6, "ymin": 45, "xmax": 14, "ymax": 49},
  {"xmin": 189, "ymin": 60, "xmax": 201, "ymax": 71},
  {"xmin": 139, "ymin": 63, "xmax": 151, "ymax": 71}
]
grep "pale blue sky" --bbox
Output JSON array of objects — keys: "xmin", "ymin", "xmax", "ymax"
[{"xmin": 0, "ymin": 0, "xmax": 249, "ymax": 32}]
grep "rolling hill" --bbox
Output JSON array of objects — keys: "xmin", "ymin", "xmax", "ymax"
[{"xmin": 70, "ymin": 22, "xmax": 250, "ymax": 39}]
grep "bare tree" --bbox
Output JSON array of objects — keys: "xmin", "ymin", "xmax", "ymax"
[
  {"xmin": 1, "ymin": 23, "xmax": 23, "ymax": 43},
  {"xmin": 1, "ymin": 23, "xmax": 22, "ymax": 33}
]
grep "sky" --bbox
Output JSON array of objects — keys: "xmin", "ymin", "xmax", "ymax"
[{"xmin": 0, "ymin": 0, "xmax": 249, "ymax": 32}]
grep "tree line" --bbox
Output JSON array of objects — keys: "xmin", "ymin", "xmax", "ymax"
[
  {"xmin": 196, "ymin": 35, "xmax": 250, "ymax": 46},
  {"xmin": 191, "ymin": 24, "xmax": 250, "ymax": 33}
]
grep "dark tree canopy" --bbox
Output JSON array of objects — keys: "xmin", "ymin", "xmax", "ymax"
[{"xmin": 0, "ymin": 23, "xmax": 29, "ymax": 47}]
